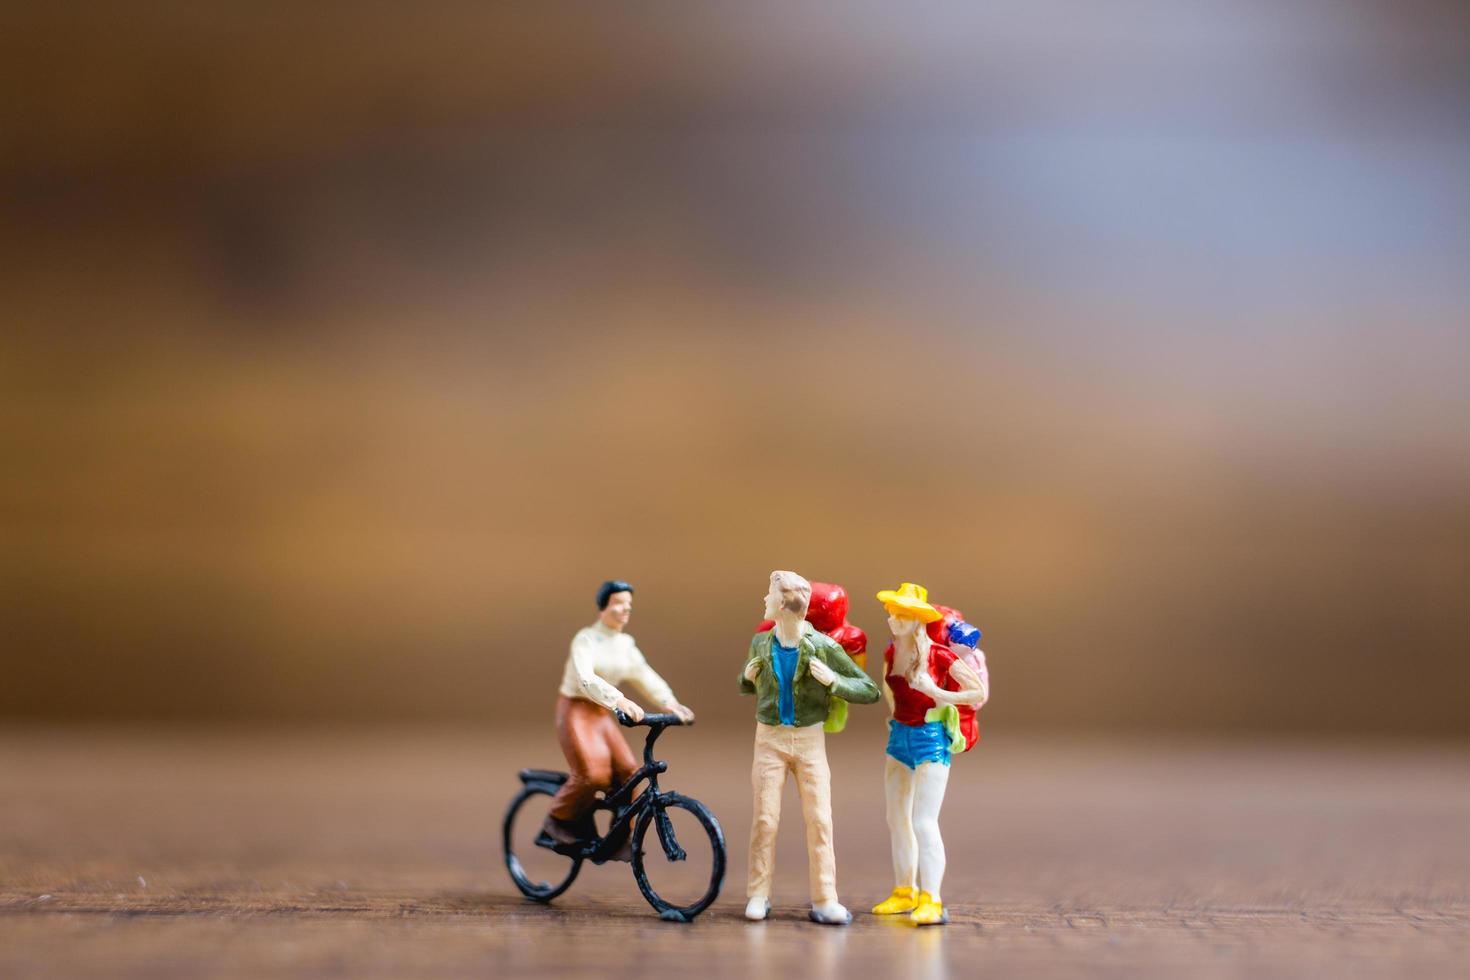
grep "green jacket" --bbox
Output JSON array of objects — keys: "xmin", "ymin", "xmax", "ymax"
[{"xmin": 739, "ymin": 622, "xmax": 880, "ymax": 730}]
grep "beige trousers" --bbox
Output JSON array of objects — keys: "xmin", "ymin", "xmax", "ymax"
[{"xmin": 747, "ymin": 721, "xmax": 838, "ymax": 905}]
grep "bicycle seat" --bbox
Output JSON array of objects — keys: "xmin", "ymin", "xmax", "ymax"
[{"xmin": 519, "ymin": 768, "xmax": 569, "ymax": 786}]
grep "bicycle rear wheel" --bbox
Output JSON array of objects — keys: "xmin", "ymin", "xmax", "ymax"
[
  {"xmin": 503, "ymin": 784, "xmax": 582, "ymax": 902},
  {"xmin": 631, "ymin": 792, "xmax": 726, "ymax": 921}
]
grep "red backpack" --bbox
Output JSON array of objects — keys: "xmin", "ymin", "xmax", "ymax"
[{"xmin": 927, "ymin": 605, "xmax": 983, "ymax": 753}]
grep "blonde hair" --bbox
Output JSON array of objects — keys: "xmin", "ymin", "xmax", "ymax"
[
  {"xmin": 887, "ymin": 605, "xmax": 932, "ymax": 679},
  {"xmin": 913, "ymin": 622, "xmax": 933, "ymax": 666},
  {"xmin": 769, "ymin": 570, "xmax": 811, "ymax": 615}
]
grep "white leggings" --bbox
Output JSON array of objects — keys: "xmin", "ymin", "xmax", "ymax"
[{"xmin": 884, "ymin": 756, "xmax": 951, "ymax": 902}]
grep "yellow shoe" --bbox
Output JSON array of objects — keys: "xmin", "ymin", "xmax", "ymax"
[
  {"xmin": 909, "ymin": 892, "xmax": 947, "ymax": 926},
  {"xmin": 872, "ymin": 886, "xmax": 918, "ymax": 915}
]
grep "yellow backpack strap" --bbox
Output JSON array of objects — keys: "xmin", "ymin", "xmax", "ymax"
[{"xmin": 924, "ymin": 703, "xmax": 965, "ymax": 753}]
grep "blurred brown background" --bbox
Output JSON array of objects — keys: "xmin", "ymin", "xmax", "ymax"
[{"xmin": 3, "ymin": 1, "xmax": 1469, "ymax": 734}]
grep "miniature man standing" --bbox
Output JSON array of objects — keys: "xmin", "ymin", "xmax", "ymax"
[
  {"xmin": 543, "ymin": 580, "xmax": 694, "ymax": 851},
  {"xmin": 741, "ymin": 570, "xmax": 880, "ymax": 924}
]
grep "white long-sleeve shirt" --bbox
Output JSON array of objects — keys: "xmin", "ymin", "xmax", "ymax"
[{"xmin": 557, "ymin": 622, "xmax": 677, "ymax": 711}]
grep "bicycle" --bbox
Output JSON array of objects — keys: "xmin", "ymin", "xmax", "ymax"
[{"xmin": 502, "ymin": 711, "xmax": 726, "ymax": 922}]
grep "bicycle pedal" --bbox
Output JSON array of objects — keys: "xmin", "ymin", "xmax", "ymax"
[{"xmin": 535, "ymin": 831, "xmax": 583, "ymax": 857}]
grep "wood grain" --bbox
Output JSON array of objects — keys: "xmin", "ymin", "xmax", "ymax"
[{"xmin": 2, "ymin": 727, "xmax": 1467, "ymax": 978}]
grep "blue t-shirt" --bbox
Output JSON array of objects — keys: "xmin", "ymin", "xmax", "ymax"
[{"xmin": 772, "ymin": 637, "xmax": 800, "ymax": 726}]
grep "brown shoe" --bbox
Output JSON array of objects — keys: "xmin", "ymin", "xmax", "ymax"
[{"xmin": 538, "ymin": 815, "xmax": 587, "ymax": 850}]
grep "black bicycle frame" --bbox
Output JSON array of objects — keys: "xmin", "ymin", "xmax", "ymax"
[{"xmin": 568, "ymin": 715, "xmax": 686, "ymax": 864}]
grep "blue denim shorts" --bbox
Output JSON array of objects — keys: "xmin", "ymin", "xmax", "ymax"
[{"xmin": 885, "ymin": 719, "xmax": 952, "ymax": 770}]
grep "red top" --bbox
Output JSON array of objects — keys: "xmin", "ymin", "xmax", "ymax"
[{"xmin": 884, "ymin": 642, "xmax": 961, "ymax": 726}]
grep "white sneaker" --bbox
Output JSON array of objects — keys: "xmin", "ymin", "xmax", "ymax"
[
  {"xmin": 744, "ymin": 896, "xmax": 771, "ymax": 921},
  {"xmin": 809, "ymin": 901, "xmax": 851, "ymax": 925}
]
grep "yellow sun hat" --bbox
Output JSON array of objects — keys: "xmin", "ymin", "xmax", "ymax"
[{"xmin": 875, "ymin": 582, "xmax": 944, "ymax": 623}]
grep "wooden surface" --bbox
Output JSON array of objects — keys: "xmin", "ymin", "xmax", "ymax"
[{"xmin": 2, "ymin": 727, "xmax": 1468, "ymax": 978}]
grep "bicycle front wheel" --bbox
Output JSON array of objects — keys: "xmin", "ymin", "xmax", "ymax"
[{"xmin": 631, "ymin": 792, "xmax": 726, "ymax": 921}]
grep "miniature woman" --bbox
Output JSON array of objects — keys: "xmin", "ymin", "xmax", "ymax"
[
  {"xmin": 870, "ymin": 583, "xmax": 989, "ymax": 926},
  {"xmin": 542, "ymin": 580, "xmax": 695, "ymax": 856}
]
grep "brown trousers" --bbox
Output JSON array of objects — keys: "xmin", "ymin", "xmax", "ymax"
[{"xmin": 549, "ymin": 695, "xmax": 638, "ymax": 822}]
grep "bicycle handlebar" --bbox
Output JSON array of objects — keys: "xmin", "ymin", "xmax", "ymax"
[{"xmin": 615, "ymin": 710, "xmax": 691, "ymax": 728}]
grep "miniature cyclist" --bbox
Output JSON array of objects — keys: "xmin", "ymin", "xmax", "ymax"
[{"xmin": 542, "ymin": 580, "xmax": 695, "ymax": 857}]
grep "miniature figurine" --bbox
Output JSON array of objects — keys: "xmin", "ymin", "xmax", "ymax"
[
  {"xmin": 542, "ymin": 580, "xmax": 695, "ymax": 856},
  {"xmin": 756, "ymin": 581, "xmax": 868, "ymax": 731},
  {"xmin": 741, "ymin": 570, "xmax": 880, "ymax": 925},
  {"xmin": 870, "ymin": 583, "xmax": 989, "ymax": 926}
]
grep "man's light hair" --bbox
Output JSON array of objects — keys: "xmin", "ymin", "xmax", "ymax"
[{"xmin": 770, "ymin": 570, "xmax": 811, "ymax": 615}]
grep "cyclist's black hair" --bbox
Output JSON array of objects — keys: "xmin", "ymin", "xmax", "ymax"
[{"xmin": 597, "ymin": 580, "xmax": 634, "ymax": 610}]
